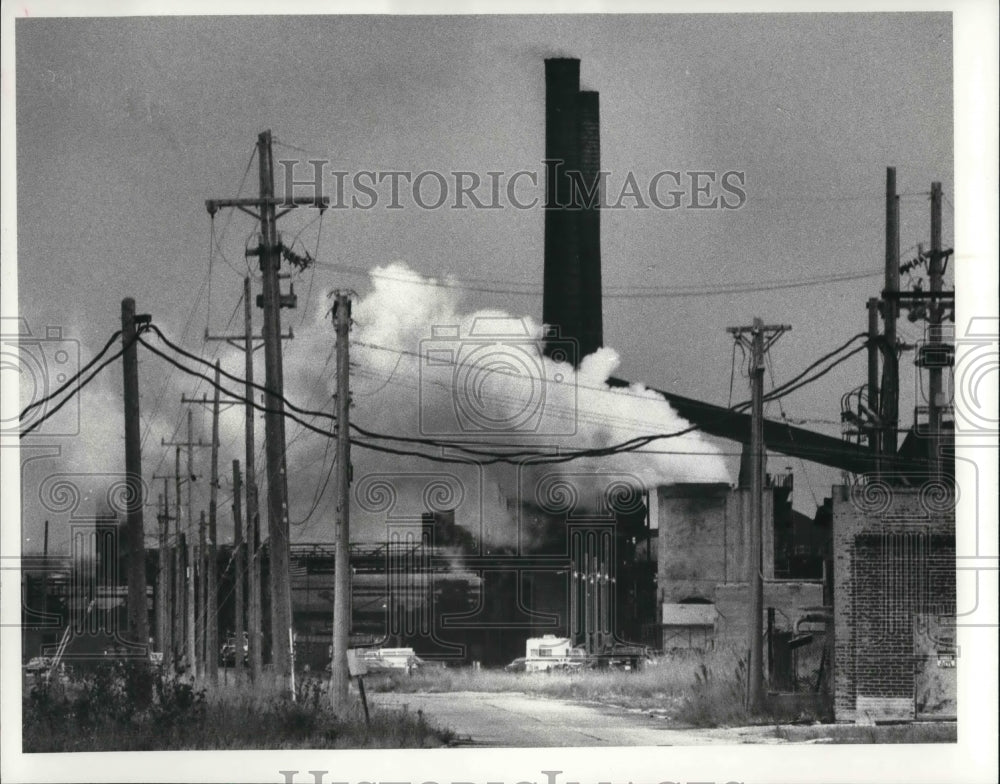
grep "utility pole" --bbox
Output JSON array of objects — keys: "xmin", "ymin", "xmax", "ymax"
[
  {"xmin": 188, "ymin": 409, "xmax": 195, "ymax": 669},
  {"xmin": 203, "ymin": 276, "xmax": 291, "ymax": 682},
  {"xmin": 176, "ymin": 395, "xmax": 228, "ymax": 680},
  {"xmin": 198, "ymin": 510, "xmax": 207, "ymax": 676},
  {"xmin": 155, "ymin": 492, "xmax": 170, "ymax": 661},
  {"xmin": 42, "ymin": 520, "xmax": 49, "ymax": 644},
  {"xmin": 867, "ymin": 298, "xmax": 882, "ymax": 477},
  {"xmin": 232, "ymin": 460, "xmax": 245, "ymax": 679},
  {"xmin": 206, "ymin": 131, "xmax": 327, "ymax": 686},
  {"xmin": 121, "ymin": 298, "xmax": 149, "ymax": 648},
  {"xmin": 174, "ymin": 448, "xmax": 184, "ymax": 668},
  {"xmin": 258, "ymin": 129, "xmax": 293, "ymax": 683},
  {"xmin": 881, "ymin": 167, "xmax": 900, "ymax": 461},
  {"xmin": 161, "ymin": 410, "xmax": 208, "ymax": 675},
  {"xmin": 330, "ymin": 291, "xmax": 353, "ymax": 706},
  {"xmin": 206, "ymin": 361, "xmax": 222, "ymax": 684},
  {"xmin": 928, "ymin": 181, "xmax": 944, "ymax": 480},
  {"xmin": 161, "ymin": 478, "xmax": 174, "ymax": 668},
  {"xmin": 727, "ymin": 318, "xmax": 790, "ymax": 714},
  {"xmin": 155, "ymin": 450, "xmax": 186, "ymax": 666},
  {"xmin": 244, "ymin": 278, "xmax": 263, "ymax": 682}
]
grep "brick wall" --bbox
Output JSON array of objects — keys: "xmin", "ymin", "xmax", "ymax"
[
  {"xmin": 715, "ymin": 580, "xmax": 824, "ymax": 646},
  {"xmin": 832, "ymin": 484, "xmax": 956, "ymax": 722},
  {"xmin": 657, "ymin": 483, "xmax": 774, "ymax": 603}
]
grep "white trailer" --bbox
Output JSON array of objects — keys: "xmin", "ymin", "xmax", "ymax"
[{"xmin": 524, "ymin": 634, "xmax": 586, "ymax": 672}]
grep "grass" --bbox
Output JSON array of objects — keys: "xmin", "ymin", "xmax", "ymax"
[
  {"xmin": 370, "ymin": 647, "xmax": 830, "ymax": 728},
  {"xmin": 23, "ymin": 661, "xmax": 454, "ymax": 752},
  {"xmin": 368, "ymin": 660, "xmax": 699, "ymax": 711},
  {"xmin": 772, "ymin": 722, "xmax": 956, "ymax": 744}
]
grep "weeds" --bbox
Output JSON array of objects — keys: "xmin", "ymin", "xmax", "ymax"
[
  {"xmin": 367, "ymin": 659, "xmax": 703, "ymax": 712},
  {"xmin": 23, "ymin": 662, "xmax": 452, "ymax": 752},
  {"xmin": 675, "ymin": 659, "xmax": 751, "ymax": 727}
]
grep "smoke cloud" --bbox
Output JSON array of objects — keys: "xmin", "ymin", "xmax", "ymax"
[
  {"xmin": 17, "ymin": 263, "xmax": 730, "ymax": 553},
  {"xmin": 280, "ymin": 262, "xmax": 730, "ymax": 547}
]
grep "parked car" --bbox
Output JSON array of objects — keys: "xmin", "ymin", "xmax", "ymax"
[
  {"xmin": 220, "ymin": 632, "xmax": 248, "ymax": 666},
  {"xmin": 504, "ymin": 656, "xmax": 527, "ymax": 673}
]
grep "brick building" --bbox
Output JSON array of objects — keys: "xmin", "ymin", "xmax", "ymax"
[
  {"xmin": 832, "ymin": 483, "xmax": 957, "ymax": 722},
  {"xmin": 656, "ymin": 481, "xmax": 823, "ymax": 652}
]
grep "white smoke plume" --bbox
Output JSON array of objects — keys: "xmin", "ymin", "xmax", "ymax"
[
  {"xmin": 15, "ymin": 263, "xmax": 730, "ymax": 553},
  {"xmin": 279, "ymin": 262, "xmax": 730, "ymax": 548}
]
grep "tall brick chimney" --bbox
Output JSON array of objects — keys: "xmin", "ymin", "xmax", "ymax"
[
  {"xmin": 577, "ymin": 90, "xmax": 603, "ymax": 360},
  {"xmin": 543, "ymin": 58, "xmax": 603, "ymax": 365}
]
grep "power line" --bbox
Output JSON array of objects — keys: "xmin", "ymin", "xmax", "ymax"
[
  {"xmin": 765, "ymin": 350, "xmax": 820, "ymax": 509},
  {"xmin": 20, "ymin": 327, "xmax": 146, "ymax": 439},
  {"xmin": 19, "ymin": 329, "xmax": 123, "ymax": 419},
  {"xmin": 311, "ymin": 259, "xmax": 884, "ymax": 299},
  {"xmin": 145, "ymin": 320, "xmax": 871, "ymax": 461},
  {"xmin": 24, "ymin": 317, "xmax": 881, "ymax": 474}
]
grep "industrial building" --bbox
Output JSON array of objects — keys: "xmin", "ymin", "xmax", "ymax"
[{"xmin": 20, "ymin": 56, "xmax": 956, "ymax": 725}]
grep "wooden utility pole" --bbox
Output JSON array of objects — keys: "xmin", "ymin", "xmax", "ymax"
[
  {"xmin": 42, "ymin": 520, "xmax": 49, "ymax": 645},
  {"xmin": 232, "ymin": 460, "xmax": 245, "ymax": 679},
  {"xmin": 206, "ymin": 132, "xmax": 327, "ymax": 686},
  {"xmin": 162, "ymin": 412, "xmax": 207, "ymax": 674},
  {"xmin": 161, "ymin": 478, "xmax": 174, "ymax": 668},
  {"xmin": 867, "ymin": 298, "xmax": 882, "ymax": 476},
  {"xmin": 203, "ymin": 276, "xmax": 289, "ymax": 681},
  {"xmin": 727, "ymin": 318, "xmax": 790, "ymax": 714},
  {"xmin": 258, "ymin": 130, "xmax": 293, "ymax": 682},
  {"xmin": 882, "ymin": 167, "xmax": 900, "ymax": 460},
  {"xmin": 928, "ymin": 181, "xmax": 944, "ymax": 480},
  {"xmin": 176, "ymin": 395, "xmax": 228, "ymax": 679},
  {"xmin": 121, "ymin": 298, "xmax": 149, "ymax": 648},
  {"xmin": 174, "ymin": 448, "xmax": 185, "ymax": 667},
  {"xmin": 330, "ymin": 291, "xmax": 353, "ymax": 706},
  {"xmin": 156, "ymin": 492, "xmax": 170, "ymax": 661},
  {"xmin": 205, "ymin": 362, "xmax": 221, "ymax": 684},
  {"xmin": 244, "ymin": 279, "xmax": 263, "ymax": 681},
  {"xmin": 188, "ymin": 410, "xmax": 197, "ymax": 674},
  {"xmin": 154, "ymin": 451, "xmax": 186, "ymax": 666},
  {"xmin": 198, "ymin": 510, "xmax": 207, "ymax": 676}
]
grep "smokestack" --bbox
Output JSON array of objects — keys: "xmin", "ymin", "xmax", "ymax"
[
  {"xmin": 543, "ymin": 58, "xmax": 603, "ymax": 365},
  {"xmin": 544, "ymin": 58, "xmax": 582, "ymax": 364},
  {"xmin": 577, "ymin": 90, "xmax": 603, "ymax": 359}
]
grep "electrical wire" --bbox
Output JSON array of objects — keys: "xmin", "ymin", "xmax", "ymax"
[
  {"xmin": 19, "ymin": 329, "xmax": 123, "ymax": 419},
  {"xmin": 761, "ymin": 344, "xmax": 868, "ymax": 405},
  {"xmin": 756, "ymin": 333, "xmax": 867, "ymax": 404},
  {"xmin": 297, "ymin": 211, "xmax": 324, "ymax": 328},
  {"xmin": 311, "ymin": 259, "xmax": 884, "ymax": 299},
  {"xmin": 20, "ymin": 328, "xmax": 146, "ymax": 439},
  {"xmin": 727, "ymin": 339, "xmax": 738, "ymax": 408},
  {"xmin": 26, "ymin": 318, "xmax": 904, "ymax": 473},
  {"xmin": 766, "ymin": 350, "xmax": 820, "ymax": 509},
  {"xmin": 137, "ymin": 332, "xmax": 702, "ymax": 463},
  {"xmin": 145, "ymin": 319, "xmax": 876, "ymax": 463}
]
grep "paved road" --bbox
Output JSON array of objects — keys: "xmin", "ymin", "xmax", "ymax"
[{"xmin": 370, "ymin": 691, "xmax": 780, "ymax": 747}]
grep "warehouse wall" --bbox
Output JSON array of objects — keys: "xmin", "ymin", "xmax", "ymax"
[
  {"xmin": 656, "ymin": 483, "xmax": 774, "ymax": 603},
  {"xmin": 831, "ymin": 484, "xmax": 956, "ymax": 722}
]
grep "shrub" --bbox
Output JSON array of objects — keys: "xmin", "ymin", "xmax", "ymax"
[
  {"xmin": 674, "ymin": 658, "xmax": 753, "ymax": 727},
  {"xmin": 23, "ymin": 665, "xmax": 453, "ymax": 751}
]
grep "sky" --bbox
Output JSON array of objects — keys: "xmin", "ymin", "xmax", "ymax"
[{"xmin": 8, "ymin": 13, "xmax": 958, "ymax": 554}]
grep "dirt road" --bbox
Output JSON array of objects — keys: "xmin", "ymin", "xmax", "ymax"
[{"xmin": 370, "ymin": 690, "xmax": 783, "ymax": 747}]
